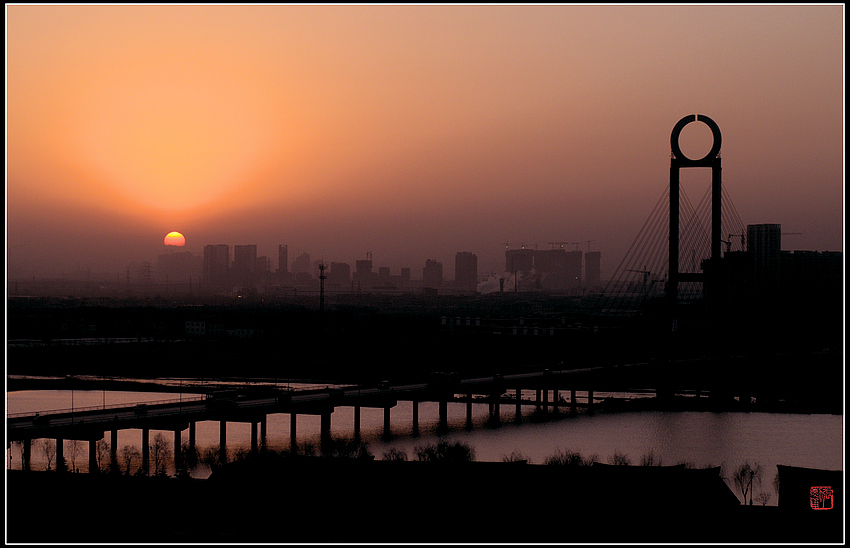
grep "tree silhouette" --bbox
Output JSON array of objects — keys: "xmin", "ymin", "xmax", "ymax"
[
  {"xmin": 608, "ymin": 450, "xmax": 631, "ymax": 466},
  {"xmin": 151, "ymin": 432, "xmax": 173, "ymax": 476},
  {"xmin": 732, "ymin": 461, "xmax": 763, "ymax": 505},
  {"xmin": 414, "ymin": 440, "xmax": 474, "ymax": 462},
  {"xmin": 120, "ymin": 444, "xmax": 140, "ymax": 475},
  {"xmin": 39, "ymin": 439, "xmax": 56, "ymax": 471}
]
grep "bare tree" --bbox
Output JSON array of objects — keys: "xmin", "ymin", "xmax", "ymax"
[
  {"xmin": 755, "ymin": 492, "xmax": 772, "ymax": 506},
  {"xmin": 120, "ymin": 444, "xmax": 141, "ymax": 475},
  {"xmin": 67, "ymin": 440, "xmax": 81, "ymax": 473},
  {"xmin": 502, "ymin": 450, "xmax": 530, "ymax": 463},
  {"xmin": 382, "ymin": 448, "xmax": 408, "ymax": 461},
  {"xmin": 95, "ymin": 439, "xmax": 110, "ymax": 473},
  {"xmin": 608, "ymin": 450, "xmax": 631, "ymax": 466},
  {"xmin": 39, "ymin": 439, "xmax": 56, "ymax": 471},
  {"xmin": 640, "ymin": 450, "xmax": 663, "ymax": 466},
  {"xmin": 414, "ymin": 440, "xmax": 475, "ymax": 462},
  {"xmin": 732, "ymin": 461, "xmax": 763, "ymax": 505},
  {"xmin": 151, "ymin": 432, "xmax": 173, "ymax": 477},
  {"xmin": 544, "ymin": 448, "xmax": 597, "ymax": 466}
]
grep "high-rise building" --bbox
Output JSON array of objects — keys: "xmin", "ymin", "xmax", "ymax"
[
  {"xmin": 203, "ymin": 244, "xmax": 230, "ymax": 286},
  {"xmin": 353, "ymin": 259, "xmax": 373, "ymax": 288},
  {"xmin": 585, "ymin": 251, "xmax": 602, "ymax": 289},
  {"xmin": 328, "ymin": 262, "xmax": 351, "ymax": 286},
  {"xmin": 292, "ymin": 252, "xmax": 311, "ymax": 274},
  {"xmin": 505, "ymin": 248, "xmax": 534, "ymax": 275},
  {"xmin": 278, "ymin": 245, "xmax": 288, "ymax": 276},
  {"xmin": 423, "ymin": 259, "xmax": 443, "ymax": 288},
  {"xmin": 747, "ymin": 223, "xmax": 781, "ymax": 294},
  {"xmin": 455, "ymin": 251, "xmax": 478, "ymax": 292},
  {"xmin": 233, "ymin": 245, "xmax": 257, "ymax": 278}
]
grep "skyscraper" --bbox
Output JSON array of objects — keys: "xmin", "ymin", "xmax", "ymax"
[
  {"xmin": 423, "ymin": 259, "xmax": 443, "ymax": 288},
  {"xmin": 203, "ymin": 244, "xmax": 230, "ymax": 287},
  {"xmin": 747, "ymin": 223, "xmax": 781, "ymax": 294},
  {"xmin": 455, "ymin": 251, "xmax": 478, "ymax": 292},
  {"xmin": 278, "ymin": 245, "xmax": 288, "ymax": 276},
  {"xmin": 233, "ymin": 245, "xmax": 258, "ymax": 286}
]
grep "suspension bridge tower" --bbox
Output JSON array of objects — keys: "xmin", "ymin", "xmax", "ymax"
[{"xmin": 668, "ymin": 114, "xmax": 723, "ymax": 312}]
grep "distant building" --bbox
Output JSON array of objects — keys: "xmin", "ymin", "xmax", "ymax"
[
  {"xmin": 278, "ymin": 245, "xmax": 288, "ymax": 276},
  {"xmin": 157, "ymin": 250, "xmax": 202, "ymax": 284},
  {"xmin": 233, "ymin": 245, "xmax": 258, "ymax": 286},
  {"xmin": 505, "ymin": 248, "xmax": 534, "ymax": 275},
  {"xmin": 585, "ymin": 251, "xmax": 601, "ymax": 289},
  {"xmin": 353, "ymin": 259, "xmax": 374, "ymax": 289},
  {"xmin": 328, "ymin": 262, "xmax": 351, "ymax": 286},
  {"xmin": 423, "ymin": 259, "xmax": 443, "ymax": 288},
  {"xmin": 292, "ymin": 252, "xmax": 311, "ymax": 275},
  {"xmin": 455, "ymin": 252, "xmax": 478, "ymax": 292},
  {"xmin": 203, "ymin": 244, "xmax": 230, "ymax": 287},
  {"xmin": 747, "ymin": 224, "xmax": 781, "ymax": 295}
]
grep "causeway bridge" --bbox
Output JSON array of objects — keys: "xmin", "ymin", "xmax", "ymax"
[{"xmin": 9, "ymin": 363, "xmax": 673, "ymax": 474}]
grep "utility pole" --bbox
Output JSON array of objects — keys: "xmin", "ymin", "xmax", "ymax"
[{"xmin": 318, "ymin": 261, "xmax": 326, "ymax": 314}]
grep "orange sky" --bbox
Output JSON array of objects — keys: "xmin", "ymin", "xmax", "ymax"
[{"xmin": 6, "ymin": 4, "xmax": 845, "ymax": 279}]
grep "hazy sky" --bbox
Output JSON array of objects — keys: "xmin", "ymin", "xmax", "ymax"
[{"xmin": 6, "ymin": 4, "xmax": 845, "ymax": 280}]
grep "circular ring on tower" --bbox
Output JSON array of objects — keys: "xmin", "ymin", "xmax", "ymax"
[{"xmin": 670, "ymin": 114, "xmax": 722, "ymax": 163}]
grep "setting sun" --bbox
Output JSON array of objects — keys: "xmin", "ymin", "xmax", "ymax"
[{"xmin": 164, "ymin": 231, "xmax": 186, "ymax": 246}]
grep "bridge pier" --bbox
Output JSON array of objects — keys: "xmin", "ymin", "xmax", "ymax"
[
  {"xmin": 88, "ymin": 439, "xmax": 97, "ymax": 474},
  {"xmin": 383, "ymin": 407, "xmax": 392, "ymax": 439},
  {"xmin": 142, "ymin": 428, "xmax": 150, "ymax": 476},
  {"xmin": 188, "ymin": 422, "xmax": 196, "ymax": 465},
  {"xmin": 260, "ymin": 416, "xmax": 267, "ymax": 450},
  {"xmin": 552, "ymin": 389, "xmax": 559, "ymax": 413},
  {"xmin": 438, "ymin": 400, "xmax": 448, "ymax": 432},
  {"xmin": 251, "ymin": 421, "xmax": 258, "ymax": 454},
  {"xmin": 22, "ymin": 439, "xmax": 31, "ymax": 471},
  {"xmin": 467, "ymin": 395, "xmax": 474, "ymax": 429},
  {"xmin": 110, "ymin": 430, "xmax": 118, "ymax": 474},
  {"xmin": 490, "ymin": 394, "xmax": 500, "ymax": 424},
  {"xmin": 571, "ymin": 389, "xmax": 577, "ymax": 415},
  {"xmin": 354, "ymin": 406, "xmax": 361, "ymax": 441},
  {"xmin": 290, "ymin": 413, "xmax": 297, "ymax": 452},
  {"xmin": 515, "ymin": 389, "xmax": 522, "ymax": 420},
  {"xmin": 173, "ymin": 428, "xmax": 182, "ymax": 470},
  {"xmin": 56, "ymin": 438, "xmax": 65, "ymax": 473},
  {"xmin": 588, "ymin": 390, "xmax": 594, "ymax": 415},
  {"xmin": 320, "ymin": 412, "xmax": 332, "ymax": 452},
  {"xmin": 412, "ymin": 401, "xmax": 419, "ymax": 436},
  {"xmin": 535, "ymin": 390, "xmax": 542, "ymax": 412},
  {"xmin": 219, "ymin": 420, "xmax": 227, "ymax": 464}
]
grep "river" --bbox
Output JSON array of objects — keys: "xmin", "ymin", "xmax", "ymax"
[{"xmin": 6, "ymin": 384, "xmax": 843, "ymax": 506}]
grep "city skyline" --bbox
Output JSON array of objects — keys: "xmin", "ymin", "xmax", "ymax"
[{"xmin": 6, "ymin": 5, "xmax": 844, "ymax": 281}]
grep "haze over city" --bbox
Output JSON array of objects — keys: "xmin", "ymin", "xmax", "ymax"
[{"xmin": 6, "ymin": 4, "xmax": 844, "ymax": 282}]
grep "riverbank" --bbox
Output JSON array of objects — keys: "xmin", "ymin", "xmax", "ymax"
[{"xmin": 6, "ymin": 461, "xmax": 843, "ymax": 543}]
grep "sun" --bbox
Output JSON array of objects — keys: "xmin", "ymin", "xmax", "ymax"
[{"xmin": 164, "ymin": 231, "xmax": 186, "ymax": 246}]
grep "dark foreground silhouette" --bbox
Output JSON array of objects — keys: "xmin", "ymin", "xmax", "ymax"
[{"xmin": 6, "ymin": 459, "xmax": 842, "ymax": 543}]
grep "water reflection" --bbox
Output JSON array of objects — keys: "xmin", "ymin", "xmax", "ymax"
[{"xmin": 7, "ymin": 388, "xmax": 842, "ymax": 504}]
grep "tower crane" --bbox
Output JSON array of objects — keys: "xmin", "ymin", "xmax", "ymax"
[
  {"xmin": 586, "ymin": 240, "xmax": 596, "ymax": 252},
  {"xmin": 625, "ymin": 268, "xmax": 651, "ymax": 285},
  {"xmin": 548, "ymin": 241, "xmax": 570, "ymax": 250}
]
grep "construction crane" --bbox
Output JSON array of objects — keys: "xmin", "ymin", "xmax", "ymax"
[
  {"xmin": 548, "ymin": 241, "xmax": 570, "ymax": 250},
  {"xmin": 571, "ymin": 243, "xmax": 581, "ymax": 251},
  {"xmin": 626, "ymin": 268, "xmax": 651, "ymax": 285},
  {"xmin": 366, "ymin": 251, "xmax": 372, "ymax": 261},
  {"xmin": 586, "ymin": 240, "xmax": 596, "ymax": 252}
]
